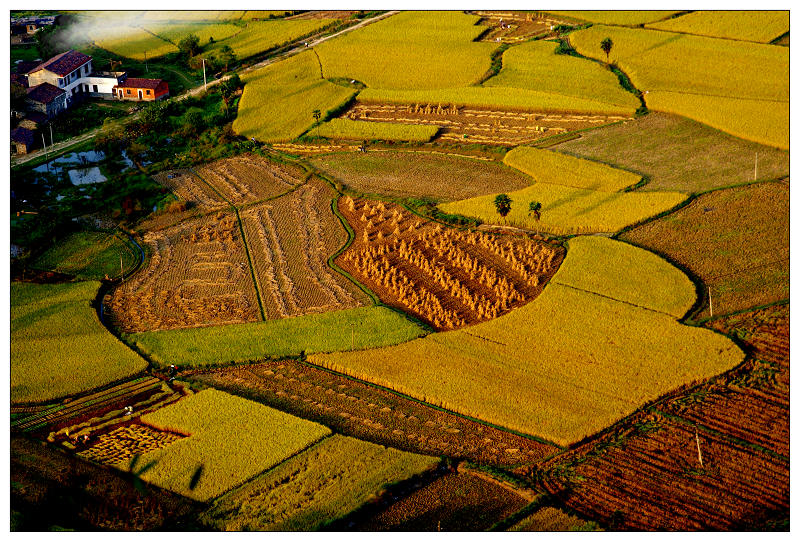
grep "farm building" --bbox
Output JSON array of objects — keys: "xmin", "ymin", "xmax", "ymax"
[
  {"xmin": 10, "ymin": 127, "xmax": 37, "ymax": 154},
  {"xmin": 10, "ymin": 15, "xmax": 59, "ymax": 36},
  {"xmin": 25, "ymin": 82, "xmax": 67, "ymax": 119},
  {"xmin": 27, "ymin": 50, "xmax": 93, "ymax": 106},
  {"xmin": 113, "ymin": 78, "xmax": 170, "ymax": 101},
  {"xmin": 18, "ymin": 111, "xmax": 48, "ymax": 130},
  {"xmin": 80, "ymin": 71, "xmax": 128, "ymax": 99}
]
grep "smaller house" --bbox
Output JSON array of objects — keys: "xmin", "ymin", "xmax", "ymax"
[
  {"xmin": 10, "ymin": 15, "xmax": 59, "ymax": 36},
  {"xmin": 113, "ymin": 78, "xmax": 169, "ymax": 102},
  {"xmin": 26, "ymin": 82, "xmax": 67, "ymax": 119},
  {"xmin": 81, "ymin": 71, "xmax": 127, "ymax": 99},
  {"xmin": 18, "ymin": 111, "xmax": 48, "ymax": 130},
  {"xmin": 11, "ymin": 126, "xmax": 37, "ymax": 154}
]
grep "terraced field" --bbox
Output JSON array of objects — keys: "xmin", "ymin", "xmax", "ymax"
[{"xmin": 646, "ymin": 11, "xmax": 790, "ymax": 43}]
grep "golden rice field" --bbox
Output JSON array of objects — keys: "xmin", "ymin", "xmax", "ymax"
[
  {"xmin": 144, "ymin": 22, "xmax": 242, "ymax": 48},
  {"xmin": 503, "ymin": 147, "xmax": 641, "ymax": 192},
  {"xmin": 315, "ymin": 118, "xmax": 439, "ymax": 142},
  {"xmin": 91, "ymin": 27, "xmax": 177, "ymax": 60},
  {"xmin": 234, "ymin": 51, "xmax": 357, "ymax": 142},
  {"xmin": 485, "ymin": 40, "xmax": 640, "ymax": 111},
  {"xmin": 202, "ymin": 435, "xmax": 438, "ymax": 531},
  {"xmin": 11, "ymin": 282, "xmax": 148, "ymax": 404},
  {"xmin": 551, "ymin": 237, "xmax": 696, "ymax": 318},
  {"xmin": 206, "ymin": 19, "xmax": 336, "ymax": 60},
  {"xmin": 139, "ymin": 11, "xmax": 247, "ymax": 21},
  {"xmin": 570, "ymin": 25, "xmax": 788, "ymax": 102},
  {"xmin": 646, "ymin": 10, "xmax": 789, "ymax": 43},
  {"xmin": 315, "ymin": 11, "xmax": 495, "ymax": 90},
  {"xmin": 439, "ymin": 180, "xmax": 686, "ymax": 234},
  {"xmin": 645, "ymin": 91, "xmax": 789, "ymax": 150},
  {"xmin": 569, "ymin": 25, "xmax": 788, "ymax": 149},
  {"xmin": 136, "ymin": 389, "xmax": 331, "ymax": 501},
  {"xmin": 358, "ymin": 86, "xmax": 637, "ymax": 116},
  {"xmin": 545, "ymin": 10, "xmax": 681, "ymax": 25},
  {"xmin": 311, "ymin": 237, "xmax": 744, "ymax": 446},
  {"xmin": 510, "ymin": 507, "xmax": 600, "ymax": 532}
]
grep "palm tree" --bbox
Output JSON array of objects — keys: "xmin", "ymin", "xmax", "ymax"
[
  {"xmin": 494, "ymin": 194, "xmax": 512, "ymax": 218},
  {"xmin": 601, "ymin": 37, "xmax": 613, "ymax": 62}
]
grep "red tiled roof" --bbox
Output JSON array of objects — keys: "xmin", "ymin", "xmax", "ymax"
[
  {"xmin": 11, "ymin": 73, "xmax": 27, "ymax": 88},
  {"xmin": 29, "ymin": 50, "xmax": 91, "ymax": 77},
  {"xmin": 15, "ymin": 60, "xmax": 40, "ymax": 74},
  {"xmin": 11, "ymin": 127, "xmax": 36, "ymax": 147},
  {"xmin": 24, "ymin": 111, "xmax": 48, "ymax": 124},
  {"xmin": 26, "ymin": 82, "xmax": 65, "ymax": 104},
  {"xmin": 116, "ymin": 78, "xmax": 165, "ymax": 90}
]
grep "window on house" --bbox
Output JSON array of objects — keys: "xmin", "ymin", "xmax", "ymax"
[
  {"xmin": 93, "ymin": 85, "xmax": 98, "ymax": 93},
  {"xmin": 58, "ymin": 78, "xmax": 64, "ymax": 87},
  {"xmin": 146, "ymin": 89, "xmax": 151, "ymax": 95},
  {"xmin": 126, "ymin": 89, "xmax": 131, "ymax": 95}
]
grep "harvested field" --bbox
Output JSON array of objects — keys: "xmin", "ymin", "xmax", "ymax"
[
  {"xmin": 536, "ymin": 412, "xmax": 788, "ymax": 530},
  {"xmin": 474, "ymin": 11, "xmax": 570, "ymax": 43},
  {"xmin": 152, "ymin": 169, "xmax": 227, "ymax": 210},
  {"xmin": 106, "ymin": 211, "xmax": 260, "ymax": 332},
  {"xmin": 202, "ymin": 435, "xmax": 438, "ymax": 531},
  {"xmin": 194, "ymin": 153, "xmax": 305, "ymax": 206},
  {"xmin": 241, "ymin": 177, "xmax": 367, "ymax": 320},
  {"xmin": 77, "ymin": 423, "xmax": 185, "ymax": 467},
  {"xmin": 274, "ymin": 142, "xmax": 361, "ymax": 155},
  {"xmin": 353, "ymin": 472, "xmax": 529, "ymax": 531},
  {"xmin": 136, "ymin": 389, "xmax": 331, "ymax": 501},
  {"xmin": 189, "ymin": 360, "xmax": 559, "ymax": 467},
  {"xmin": 313, "ymin": 237, "xmax": 744, "ymax": 445},
  {"xmin": 337, "ymin": 197, "xmax": 563, "ymax": 330},
  {"xmin": 555, "ymin": 112, "xmax": 790, "ymax": 193},
  {"xmin": 11, "ymin": 435, "xmax": 204, "ymax": 531},
  {"xmin": 341, "ymin": 102, "xmax": 631, "ymax": 147},
  {"xmin": 310, "ymin": 150, "xmax": 532, "ymax": 201},
  {"xmin": 620, "ymin": 181, "xmax": 789, "ymax": 317}
]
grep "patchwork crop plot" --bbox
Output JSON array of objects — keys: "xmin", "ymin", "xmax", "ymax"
[
  {"xmin": 620, "ymin": 181, "xmax": 789, "ymax": 317},
  {"xmin": 312, "ymin": 237, "xmax": 744, "ymax": 446},
  {"xmin": 316, "ymin": 118, "xmax": 439, "ymax": 143},
  {"xmin": 474, "ymin": 11, "xmax": 570, "ymax": 43},
  {"xmin": 646, "ymin": 10, "xmax": 790, "ymax": 43},
  {"xmin": 202, "ymin": 435, "xmax": 438, "ymax": 531},
  {"xmin": 77, "ymin": 423, "xmax": 185, "ymax": 466},
  {"xmin": 341, "ymin": 102, "xmax": 631, "ymax": 147},
  {"xmin": 152, "ymin": 169, "xmax": 228, "ymax": 211},
  {"xmin": 11, "ymin": 282, "xmax": 148, "ymax": 404},
  {"xmin": 136, "ymin": 389, "xmax": 331, "ymax": 501},
  {"xmin": 241, "ymin": 177, "xmax": 367, "ymax": 320},
  {"xmin": 310, "ymin": 150, "xmax": 532, "ymax": 201},
  {"xmin": 337, "ymin": 197, "xmax": 563, "ymax": 330},
  {"xmin": 194, "ymin": 154, "xmax": 305, "ymax": 206},
  {"xmin": 106, "ymin": 211, "xmax": 260, "ymax": 332}
]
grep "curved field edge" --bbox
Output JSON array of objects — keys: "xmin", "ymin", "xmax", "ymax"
[
  {"xmin": 309, "ymin": 237, "xmax": 745, "ymax": 446},
  {"xmin": 125, "ymin": 306, "xmax": 428, "ymax": 368},
  {"xmin": 11, "ymin": 281, "xmax": 148, "ymax": 404}
]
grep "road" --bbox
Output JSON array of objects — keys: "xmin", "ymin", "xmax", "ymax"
[{"xmin": 11, "ymin": 11, "xmax": 399, "ymax": 168}]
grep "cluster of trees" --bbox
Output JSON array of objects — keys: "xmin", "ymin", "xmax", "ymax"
[
  {"xmin": 178, "ymin": 34, "xmax": 237, "ymax": 73},
  {"xmin": 493, "ymin": 194, "xmax": 542, "ymax": 221}
]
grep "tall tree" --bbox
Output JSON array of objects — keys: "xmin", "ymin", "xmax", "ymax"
[
  {"xmin": 494, "ymin": 194, "xmax": 512, "ymax": 218},
  {"xmin": 178, "ymin": 34, "xmax": 201, "ymax": 57},
  {"xmin": 528, "ymin": 201, "xmax": 542, "ymax": 220},
  {"xmin": 601, "ymin": 37, "xmax": 613, "ymax": 62},
  {"xmin": 312, "ymin": 109, "xmax": 321, "ymax": 135},
  {"xmin": 219, "ymin": 45, "xmax": 236, "ymax": 72}
]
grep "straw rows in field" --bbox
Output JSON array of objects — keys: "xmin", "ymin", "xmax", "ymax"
[
  {"xmin": 343, "ymin": 102, "xmax": 630, "ymax": 147},
  {"xmin": 77, "ymin": 423, "xmax": 184, "ymax": 467},
  {"xmin": 194, "ymin": 154, "xmax": 304, "ymax": 206},
  {"xmin": 241, "ymin": 177, "xmax": 366, "ymax": 320},
  {"xmin": 337, "ymin": 197, "xmax": 562, "ymax": 330},
  {"xmin": 107, "ymin": 211, "xmax": 260, "ymax": 332},
  {"xmin": 474, "ymin": 11, "xmax": 569, "ymax": 43}
]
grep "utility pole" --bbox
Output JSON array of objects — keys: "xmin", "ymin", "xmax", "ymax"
[
  {"xmin": 144, "ymin": 50, "xmax": 148, "ymax": 73},
  {"xmin": 695, "ymin": 427, "xmax": 704, "ymax": 468},
  {"xmin": 708, "ymin": 286, "xmax": 713, "ymax": 318},
  {"xmin": 49, "ymin": 123, "xmax": 54, "ymax": 147},
  {"xmin": 120, "ymin": 253, "xmax": 124, "ymax": 282},
  {"xmin": 41, "ymin": 133, "xmax": 49, "ymax": 168},
  {"xmin": 202, "ymin": 58, "xmax": 207, "ymax": 91},
  {"xmin": 754, "ymin": 151, "xmax": 758, "ymax": 181}
]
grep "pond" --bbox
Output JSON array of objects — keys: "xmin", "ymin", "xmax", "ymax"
[{"xmin": 68, "ymin": 166, "xmax": 107, "ymax": 185}]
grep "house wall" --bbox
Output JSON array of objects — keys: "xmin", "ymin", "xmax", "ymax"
[
  {"xmin": 28, "ymin": 61, "xmax": 94, "ymax": 105},
  {"xmin": 115, "ymin": 85, "xmax": 167, "ymax": 101},
  {"xmin": 79, "ymin": 75, "xmax": 121, "ymax": 96}
]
